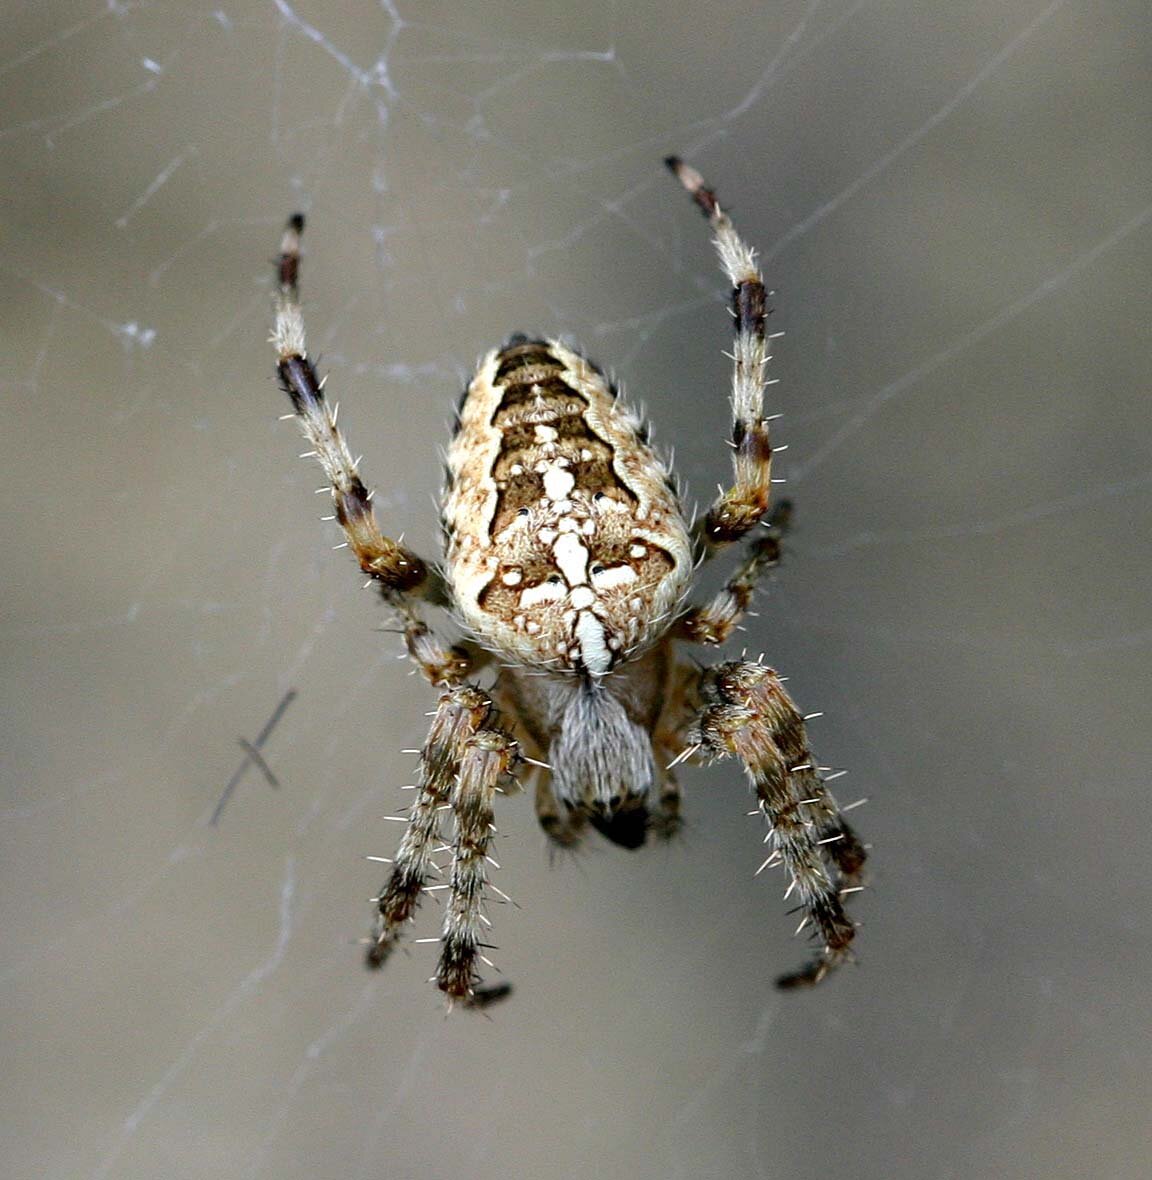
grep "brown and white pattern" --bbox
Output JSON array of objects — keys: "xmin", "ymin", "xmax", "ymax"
[
  {"xmin": 444, "ymin": 337, "xmax": 693, "ymax": 677},
  {"xmin": 268, "ymin": 158, "xmax": 868, "ymax": 1004}
]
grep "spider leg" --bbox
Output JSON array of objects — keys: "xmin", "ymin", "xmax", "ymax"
[
  {"xmin": 366, "ymin": 685, "xmax": 493, "ymax": 970},
  {"xmin": 437, "ymin": 728, "xmax": 520, "ymax": 1001},
  {"xmin": 666, "ymin": 158, "xmax": 779, "ymax": 561},
  {"xmin": 271, "ymin": 215, "xmax": 446, "ymax": 605},
  {"xmin": 675, "ymin": 500, "xmax": 792, "ymax": 646},
  {"xmin": 272, "ymin": 216, "xmax": 478, "ymax": 687},
  {"xmin": 533, "ymin": 771, "xmax": 586, "ymax": 848},
  {"xmin": 689, "ymin": 660, "xmax": 866, "ymax": 988},
  {"xmin": 402, "ymin": 619, "xmax": 491, "ymax": 688},
  {"xmin": 648, "ymin": 760, "xmax": 683, "ymax": 840},
  {"xmin": 650, "ymin": 655, "xmax": 705, "ymax": 839}
]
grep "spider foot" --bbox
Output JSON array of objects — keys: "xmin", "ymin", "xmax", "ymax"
[
  {"xmin": 461, "ymin": 981, "xmax": 514, "ymax": 1010},
  {"xmin": 775, "ymin": 947, "xmax": 854, "ymax": 991}
]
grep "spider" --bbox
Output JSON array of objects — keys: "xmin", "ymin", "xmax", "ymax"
[{"xmin": 269, "ymin": 157, "xmax": 867, "ymax": 1003}]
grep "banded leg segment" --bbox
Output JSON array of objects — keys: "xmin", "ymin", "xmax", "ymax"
[
  {"xmin": 437, "ymin": 730, "xmax": 520, "ymax": 1000},
  {"xmin": 272, "ymin": 215, "xmax": 430, "ymax": 596},
  {"xmin": 403, "ymin": 620, "xmax": 488, "ymax": 689},
  {"xmin": 366, "ymin": 686, "xmax": 493, "ymax": 969},
  {"xmin": 761, "ymin": 687, "xmax": 868, "ymax": 895},
  {"xmin": 676, "ymin": 500, "xmax": 792, "ymax": 646},
  {"xmin": 666, "ymin": 158, "xmax": 777, "ymax": 556},
  {"xmin": 691, "ymin": 661, "xmax": 865, "ymax": 988}
]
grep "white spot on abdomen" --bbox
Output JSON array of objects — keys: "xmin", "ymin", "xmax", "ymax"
[
  {"xmin": 574, "ymin": 611, "xmax": 611, "ymax": 674},
  {"xmin": 543, "ymin": 465, "xmax": 576, "ymax": 501},
  {"xmin": 568, "ymin": 586, "xmax": 595, "ymax": 609},
  {"xmin": 553, "ymin": 531, "xmax": 588, "ymax": 585},
  {"xmin": 591, "ymin": 564, "xmax": 638, "ymax": 591},
  {"xmin": 519, "ymin": 580, "xmax": 565, "ymax": 608}
]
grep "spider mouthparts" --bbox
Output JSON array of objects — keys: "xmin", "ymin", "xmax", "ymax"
[{"xmin": 586, "ymin": 800, "xmax": 650, "ymax": 850}]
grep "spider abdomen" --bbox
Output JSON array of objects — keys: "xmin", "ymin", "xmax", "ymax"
[{"xmin": 444, "ymin": 338, "xmax": 692, "ymax": 675}]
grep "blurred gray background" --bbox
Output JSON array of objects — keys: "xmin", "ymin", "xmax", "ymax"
[{"xmin": 3, "ymin": 1, "xmax": 1151, "ymax": 1178}]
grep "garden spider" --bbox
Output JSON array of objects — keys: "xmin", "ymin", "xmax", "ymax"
[{"xmin": 270, "ymin": 157, "xmax": 867, "ymax": 1003}]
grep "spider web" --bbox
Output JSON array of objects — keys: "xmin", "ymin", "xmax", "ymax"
[{"xmin": 3, "ymin": 2, "xmax": 1151, "ymax": 1178}]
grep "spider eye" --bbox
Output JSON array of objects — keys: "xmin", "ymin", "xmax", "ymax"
[
  {"xmin": 593, "ymin": 492, "xmax": 605, "ymax": 502},
  {"xmin": 590, "ymin": 563, "xmax": 605, "ymax": 575},
  {"xmin": 517, "ymin": 507, "xmax": 530, "ymax": 517},
  {"xmin": 546, "ymin": 574, "xmax": 562, "ymax": 585}
]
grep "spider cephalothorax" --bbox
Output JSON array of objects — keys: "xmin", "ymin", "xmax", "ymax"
[{"xmin": 269, "ymin": 158, "xmax": 868, "ymax": 1004}]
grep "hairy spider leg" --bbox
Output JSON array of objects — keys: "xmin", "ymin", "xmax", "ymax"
[
  {"xmin": 273, "ymin": 217, "xmax": 479, "ymax": 687},
  {"xmin": 273, "ymin": 216, "xmax": 432, "ymax": 595},
  {"xmin": 690, "ymin": 660, "xmax": 865, "ymax": 988},
  {"xmin": 367, "ymin": 685, "xmax": 520, "ymax": 1008},
  {"xmin": 666, "ymin": 158, "xmax": 780, "ymax": 559},
  {"xmin": 436, "ymin": 728, "xmax": 520, "ymax": 1000},
  {"xmin": 676, "ymin": 499, "xmax": 792, "ymax": 646},
  {"xmin": 366, "ymin": 686, "xmax": 494, "ymax": 970}
]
